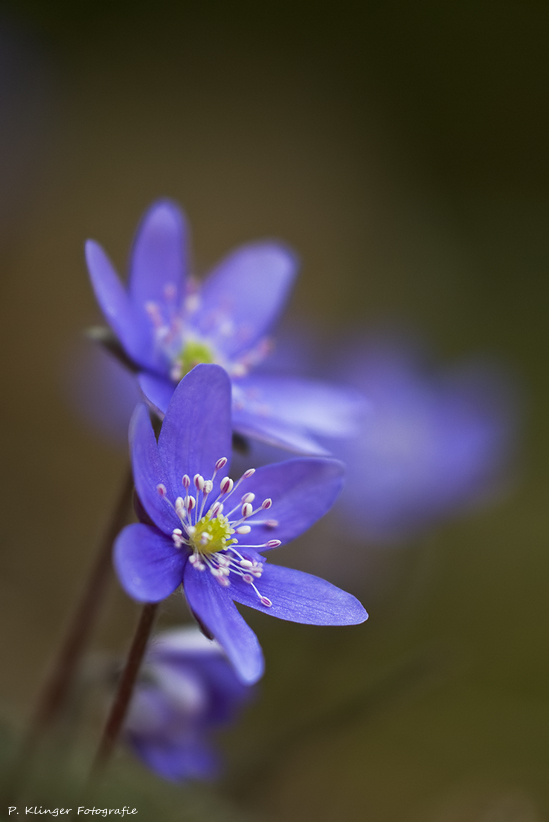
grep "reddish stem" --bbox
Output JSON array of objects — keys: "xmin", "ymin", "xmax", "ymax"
[
  {"xmin": 91, "ymin": 602, "xmax": 158, "ymax": 775},
  {"xmin": 6, "ymin": 465, "xmax": 133, "ymax": 800}
]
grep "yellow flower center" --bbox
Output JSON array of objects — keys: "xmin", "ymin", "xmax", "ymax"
[
  {"xmin": 188, "ymin": 511, "xmax": 236, "ymax": 556},
  {"xmin": 175, "ymin": 340, "xmax": 216, "ymax": 378}
]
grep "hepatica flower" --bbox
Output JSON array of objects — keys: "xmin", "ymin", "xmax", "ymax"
[
  {"xmin": 124, "ymin": 626, "xmax": 252, "ymax": 782},
  {"xmin": 115, "ymin": 364, "xmax": 367, "ymax": 683},
  {"xmin": 85, "ymin": 199, "xmax": 364, "ymax": 454},
  {"xmin": 334, "ymin": 334, "xmax": 518, "ymax": 544}
]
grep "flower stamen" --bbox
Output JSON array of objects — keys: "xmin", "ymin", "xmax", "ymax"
[{"xmin": 160, "ymin": 458, "xmax": 277, "ymax": 607}]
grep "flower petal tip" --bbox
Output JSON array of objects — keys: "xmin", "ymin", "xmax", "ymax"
[
  {"xmin": 234, "ymin": 654, "xmax": 265, "ymax": 686},
  {"xmin": 140, "ymin": 198, "xmax": 187, "ymax": 233}
]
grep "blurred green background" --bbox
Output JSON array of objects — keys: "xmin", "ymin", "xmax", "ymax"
[{"xmin": 0, "ymin": 1, "xmax": 548, "ymax": 819}]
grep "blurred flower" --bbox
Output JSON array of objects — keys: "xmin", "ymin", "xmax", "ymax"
[
  {"xmin": 332, "ymin": 333, "xmax": 519, "ymax": 544},
  {"xmin": 85, "ymin": 199, "xmax": 365, "ymax": 454},
  {"xmin": 115, "ymin": 364, "xmax": 367, "ymax": 683},
  {"xmin": 124, "ymin": 626, "xmax": 252, "ymax": 782},
  {"xmin": 66, "ymin": 340, "xmax": 141, "ymax": 447}
]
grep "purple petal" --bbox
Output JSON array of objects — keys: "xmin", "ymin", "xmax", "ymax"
[
  {"xmin": 85, "ymin": 239, "xmax": 153, "ymax": 367},
  {"xmin": 139, "ymin": 371, "xmax": 335, "ymax": 455},
  {"xmin": 232, "ymin": 407, "xmax": 329, "ymax": 455},
  {"xmin": 114, "ymin": 523, "xmax": 186, "ymax": 602},
  {"xmin": 192, "ymin": 242, "xmax": 298, "ymax": 358},
  {"xmin": 229, "ymin": 563, "xmax": 368, "ymax": 625},
  {"xmin": 128, "ymin": 734, "xmax": 219, "ymax": 782},
  {"xmin": 147, "ymin": 627, "xmax": 252, "ymax": 723},
  {"xmin": 238, "ymin": 458, "xmax": 344, "ymax": 548},
  {"xmin": 234, "ymin": 374, "xmax": 368, "ymax": 437},
  {"xmin": 138, "ymin": 372, "xmax": 174, "ymax": 417},
  {"xmin": 183, "ymin": 563, "xmax": 264, "ymax": 684},
  {"xmin": 158, "ymin": 364, "xmax": 233, "ymax": 494},
  {"xmin": 130, "ymin": 403, "xmax": 179, "ymax": 533},
  {"xmin": 67, "ymin": 341, "xmax": 142, "ymax": 447},
  {"xmin": 129, "ymin": 200, "xmax": 188, "ymax": 310}
]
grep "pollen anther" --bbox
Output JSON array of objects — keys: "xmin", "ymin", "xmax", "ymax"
[{"xmin": 220, "ymin": 477, "xmax": 233, "ymax": 494}]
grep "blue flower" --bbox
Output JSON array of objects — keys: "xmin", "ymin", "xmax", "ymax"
[
  {"xmin": 333, "ymin": 334, "xmax": 519, "ymax": 544},
  {"xmin": 114, "ymin": 364, "xmax": 367, "ymax": 683},
  {"xmin": 85, "ymin": 199, "xmax": 365, "ymax": 454},
  {"xmin": 124, "ymin": 626, "xmax": 252, "ymax": 782}
]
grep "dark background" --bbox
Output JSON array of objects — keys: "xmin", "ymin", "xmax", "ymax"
[{"xmin": 0, "ymin": 1, "xmax": 548, "ymax": 819}]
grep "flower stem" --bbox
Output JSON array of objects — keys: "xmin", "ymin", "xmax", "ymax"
[
  {"xmin": 90, "ymin": 602, "xmax": 158, "ymax": 776},
  {"xmin": 5, "ymin": 465, "xmax": 134, "ymax": 800},
  {"xmin": 33, "ymin": 464, "xmax": 134, "ymax": 733}
]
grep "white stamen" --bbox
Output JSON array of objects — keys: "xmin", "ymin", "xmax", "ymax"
[
  {"xmin": 220, "ymin": 477, "xmax": 233, "ymax": 494},
  {"xmin": 171, "ymin": 528, "xmax": 186, "ymax": 548},
  {"xmin": 185, "ymin": 293, "xmax": 200, "ymax": 313},
  {"xmin": 210, "ymin": 567, "xmax": 230, "ymax": 586},
  {"xmin": 164, "ymin": 282, "xmax": 177, "ymax": 300},
  {"xmin": 145, "ymin": 302, "xmax": 163, "ymax": 327},
  {"xmin": 156, "ymin": 483, "xmax": 167, "ymax": 496},
  {"xmin": 180, "ymin": 457, "xmax": 281, "ymax": 607},
  {"xmin": 231, "ymin": 363, "xmax": 247, "ymax": 377}
]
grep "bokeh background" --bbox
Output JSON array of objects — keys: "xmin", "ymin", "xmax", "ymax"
[{"xmin": 1, "ymin": 1, "xmax": 549, "ymax": 819}]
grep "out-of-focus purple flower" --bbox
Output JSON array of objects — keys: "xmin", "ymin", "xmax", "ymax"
[
  {"xmin": 333, "ymin": 334, "xmax": 519, "ymax": 544},
  {"xmin": 124, "ymin": 626, "xmax": 252, "ymax": 782},
  {"xmin": 85, "ymin": 199, "xmax": 365, "ymax": 454},
  {"xmin": 66, "ymin": 341, "xmax": 141, "ymax": 447},
  {"xmin": 114, "ymin": 364, "xmax": 367, "ymax": 684}
]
